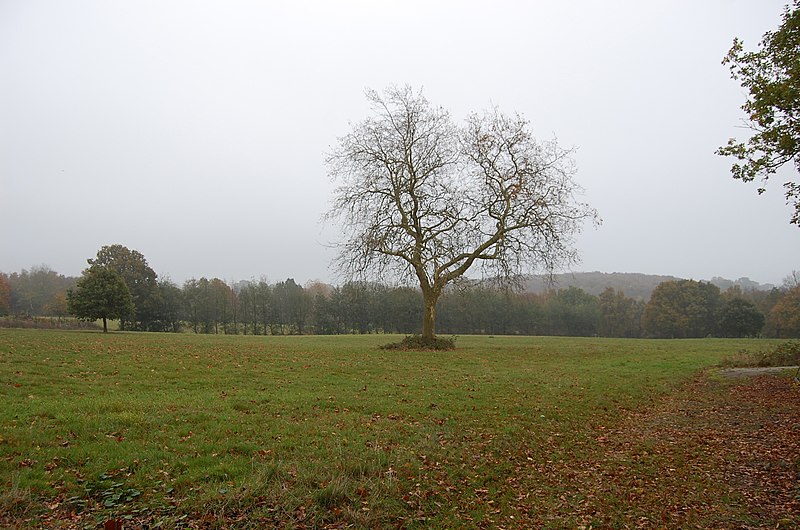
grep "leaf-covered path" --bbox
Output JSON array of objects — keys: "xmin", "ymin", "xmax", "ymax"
[{"xmin": 549, "ymin": 372, "xmax": 800, "ymax": 529}]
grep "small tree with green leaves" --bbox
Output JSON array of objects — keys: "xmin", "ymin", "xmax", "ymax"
[
  {"xmin": 67, "ymin": 267, "xmax": 134, "ymax": 333},
  {"xmin": 717, "ymin": 1, "xmax": 800, "ymax": 225},
  {"xmin": 88, "ymin": 244, "xmax": 159, "ymax": 330}
]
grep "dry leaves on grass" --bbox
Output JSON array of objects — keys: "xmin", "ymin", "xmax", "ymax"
[
  {"xmin": 5, "ymin": 373, "xmax": 799, "ymax": 529},
  {"xmin": 561, "ymin": 373, "xmax": 800, "ymax": 529}
]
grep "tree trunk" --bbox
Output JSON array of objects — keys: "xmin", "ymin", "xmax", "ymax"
[
  {"xmin": 422, "ymin": 293, "xmax": 437, "ymax": 340},
  {"xmin": 102, "ymin": 317, "xmax": 108, "ymax": 333}
]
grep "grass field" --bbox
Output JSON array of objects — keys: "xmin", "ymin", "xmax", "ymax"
[{"xmin": 0, "ymin": 330, "xmax": 795, "ymax": 528}]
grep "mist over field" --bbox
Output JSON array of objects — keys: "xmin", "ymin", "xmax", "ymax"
[{"xmin": 2, "ymin": 1, "xmax": 799, "ymax": 286}]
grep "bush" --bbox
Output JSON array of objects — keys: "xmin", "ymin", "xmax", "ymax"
[
  {"xmin": 0, "ymin": 316, "xmax": 101, "ymax": 331},
  {"xmin": 380, "ymin": 335, "xmax": 457, "ymax": 351},
  {"xmin": 720, "ymin": 341, "xmax": 800, "ymax": 368}
]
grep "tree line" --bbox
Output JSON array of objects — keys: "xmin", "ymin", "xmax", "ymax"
[{"xmin": 2, "ymin": 245, "xmax": 799, "ymax": 338}]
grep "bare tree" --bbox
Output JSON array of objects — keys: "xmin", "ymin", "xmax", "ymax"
[
  {"xmin": 783, "ymin": 270, "xmax": 800, "ymax": 289},
  {"xmin": 326, "ymin": 86, "xmax": 597, "ymax": 341}
]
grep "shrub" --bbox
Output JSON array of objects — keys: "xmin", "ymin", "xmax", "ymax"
[
  {"xmin": 380, "ymin": 335, "xmax": 456, "ymax": 351},
  {"xmin": 0, "ymin": 316, "xmax": 101, "ymax": 331},
  {"xmin": 720, "ymin": 341, "xmax": 800, "ymax": 368}
]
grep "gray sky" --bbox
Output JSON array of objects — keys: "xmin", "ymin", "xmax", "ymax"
[{"xmin": 1, "ymin": 0, "xmax": 798, "ymax": 287}]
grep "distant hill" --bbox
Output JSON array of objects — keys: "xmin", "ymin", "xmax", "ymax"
[{"xmin": 524, "ymin": 272, "xmax": 776, "ymax": 301}]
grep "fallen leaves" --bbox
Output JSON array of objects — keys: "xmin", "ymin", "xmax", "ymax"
[
  {"xmin": 532, "ymin": 373, "xmax": 800, "ymax": 528},
  {"xmin": 398, "ymin": 373, "xmax": 800, "ymax": 528}
]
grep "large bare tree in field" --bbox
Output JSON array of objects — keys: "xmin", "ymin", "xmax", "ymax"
[{"xmin": 326, "ymin": 86, "xmax": 597, "ymax": 342}]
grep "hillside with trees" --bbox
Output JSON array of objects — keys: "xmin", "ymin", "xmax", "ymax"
[{"xmin": 524, "ymin": 272, "xmax": 774, "ymax": 300}]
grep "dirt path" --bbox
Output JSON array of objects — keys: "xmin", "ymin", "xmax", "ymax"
[{"xmin": 719, "ymin": 366, "xmax": 800, "ymax": 378}]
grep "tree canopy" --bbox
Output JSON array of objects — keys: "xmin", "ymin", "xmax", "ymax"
[
  {"xmin": 326, "ymin": 86, "xmax": 597, "ymax": 342},
  {"xmin": 67, "ymin": 267, "xmax": 134, "ymax": 332},
  {"xmin": 642, "ymin": 280, "xmax": 723, "ymax": 338},
  {"xmin": 88, "ymin": 244, "xmax": 160, "ymax": 330},
  {"xmin": 717, "ymin": 297, "xmax": 766, "ymax": 337},
  {"xmin": 717, "ymin": 1, "xmax": 800, "ymax": 225},
  {"xmin": 0, "ymin": 274, "xmax": 10, "ymax": 316},
  {"xmin": 767, "ymin": 286, "xmax": 800, "ymax": 336}
]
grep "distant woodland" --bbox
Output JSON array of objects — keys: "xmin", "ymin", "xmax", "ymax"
[{"xmin": 2, "ymin": 251, "xmax": 798, "ymax": 338}]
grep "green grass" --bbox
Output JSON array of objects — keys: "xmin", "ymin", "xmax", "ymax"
[{"xmin": 0, "ymin": 330, "xmax": 780, "ymax": 528}]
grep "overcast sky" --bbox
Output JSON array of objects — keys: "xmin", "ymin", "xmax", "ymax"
[{"xmin": 1, "ymin": 0, "xmax": 798, "ymax": 287}]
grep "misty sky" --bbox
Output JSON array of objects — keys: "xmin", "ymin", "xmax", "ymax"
[{"xmin": 2, "ymin": 0, "xmax": 798, "ymax": 287}]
